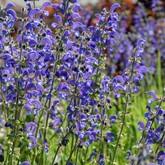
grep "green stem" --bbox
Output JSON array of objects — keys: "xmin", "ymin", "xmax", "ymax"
[
  {"xmin": 8, "ymin": 70, "xmax": 21, "ymax": 165},
  {"xmin": 111, "ymin": 95, "xmax": 129, "ymax": 165},
  {"xmin": 111, "ymin": 49, "xmax": 136, "ymax": 165},
  {"xmin": 66, "ymin": 138, "xmax": 78, "ymax": 164},
  {"xmin": 98, "ymin": 113, "xmax": 104, "ymax": 159},
  {"xmin": 33, "ymin": 0, "xmax": 36, "ymax": 8},
  {"xmin": 84, "ymin": 147, "xmax": 88, "ymax": 163},
  {"xmin": 49, "ymin": 114, "xmax": 68, "ymax": 141},
  {"xmin": 4, "ymin": 142, "xmax": 10, "ymax": 165},
  {"xmin": 74, "ymin": 147, "xmax": 79, "ymax": 165},
  {"xmin": 51, "ymin": 131, "xmax": 70, "ymax": 165},
  {"xmin": 131, "ymin": 99, "xmax": 163, "ymax": 165},
  {"xmin": 8, "ymin": 139, "xmax": 17, "ymax": 165},
  {"xmin": 0, "ymin": 80, "xmax": 7, "ymax": 122},
  {"xmin": 31, "ymin": 107, "xmax": 45, "ymax": 165},
  {"xmin": 51, "ymin": 145, "xmax": 61, "ymax": 165},
  {"xmin": 157, "ymin": 50, "xmax": 163, "ymax": 95},
  {"xmin": 155, "ymin": 133, "xmax": 165, "ymax": 154}
]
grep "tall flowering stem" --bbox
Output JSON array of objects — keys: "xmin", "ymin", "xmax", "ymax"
[
  {"xmin": 129, "ymin": 93, "xmax": 165, "ymax": 164},
  {"xmin": 111, "ymin": 39, "xmax": 147, "ymax": 164}
]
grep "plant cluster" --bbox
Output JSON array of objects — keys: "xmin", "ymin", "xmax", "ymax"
[{"xmin": 0, "ymin": 0, "xmax": 164, "ymax": 165}]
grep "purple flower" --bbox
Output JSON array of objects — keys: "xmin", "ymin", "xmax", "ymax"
[
  {"xmin": 110, "ymin": 3, "xmax": 121, "ymax": 14},
  {"xmin": 134, "ymin": 39, "xmax": 146, "ymax": 57},
  {"xmin": 24, "ymin": 99, "xmax": 41, "ymax": 115},
  {"xmin": 51, "ymin": 14, "xmax": 62, "ymax": 28},
  {"xmin": 41, "ymin": 2, "xmax": 51, "ymax": 10},
  {"xmin": 58, "ymin": 82, "xmax": 70, "ymax": 95},
  {"xmin": 40, "ymin": 37, "xmax": 52, "ymax": 48},
  {"xmin": 6, "ymin": 9, "xmax": 17, "ymax": 21},
  {"xmin": 28, "ymin": 136, "xmax": 37, "ymax": 149},
  {"xmin": 126, "ymin": 150, "xmax": 132, "ymax": 160},
  {"xmin": 28, "ymin": 51, "xmax": 39, "ymax": 61},
  {"xmin": 87, "ymin": 151, "xmax": 97, "ymax": 161},
  {"xmin": 0, "ymin": 144, "xmax": 3, "ymax": 155},
  {"xmin": 5, "ymin": 122, "xmax": 13, "ymax": 128},
  {"xmin": 44, "ymin": 139, "xmax": 49, "ymax": 153},
  {"xmin": 138, "ymin": 66, "xmax": 148, "ymax": 74},
  {"xmin": 137, "ymin": 39, "xmax": 146, "ymax": 47},
  {"xmin": 22, "ymin": 161, "xmax": 30, "ymax": 165},
  {"xmin": 137, "ymin": 121, "xmax": 145, "ymax": 131},
  {"xmin": 147, "ymin": 91, "xmax": 157, "ymax": 103},
  {"xmin": 72, "ymin": 4, "xmax": 82, "ymax": 12},
  {"xmin": 69, "ymin": 0, "xmax": 77, "ymax": 3},
  {"xmin": 71, "ymin": 13, "xmax": 81, "ymax": 21},
  {"xmin": 29, "ymin": 8, "xmax": 40, "ymax": 20},
  {"xmin": 72, "ymin": 22, "xmax": 85, "ymax": 31},
  {"xmin": 112, "ymin": 75, "xmax": 124, "ymax": 85},
  {"xmin": 67, "ymin": 163, "xmax": 73, "ymax": 165},
  {"xmin": 6, "ymin": 3, "xmax": 15, "ymax": 9},
  {"xmin": 25, "ymin": 122, "xmax": 37, "ymax": 136},
  {"xmin": 26, "ymin": 83, "xmax": 36, "ymax": 92},
  {"xmin": 145, "ymin": 105, "xmax": 153, "ymax": 120},
  {"xmin": 105, "ymin": 131, "xmax": 115, "ymax": 143},
  {"xmin": 98, "ymin": 154, "xmax": 105, "ymax": 165},
  {"xmin": 157, "ymin": 150, "xmax": 165, "ymax": 164},
  {"xmin": 53, "ymin": 118, "xmax": 62, "ymax": 129},
  {"xmin": 109, "ymin": 115, "xmax": 117, "ymax": 124}
]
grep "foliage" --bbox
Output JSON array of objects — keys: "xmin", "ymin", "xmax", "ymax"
[{"xmin": 0, "ymin": 0, "xmax": 164, "ymax": 165}]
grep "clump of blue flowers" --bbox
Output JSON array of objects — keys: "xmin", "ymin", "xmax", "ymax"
[{"xmin": 0, "ymin": 0, "xmax": 164, "ymax": 165}]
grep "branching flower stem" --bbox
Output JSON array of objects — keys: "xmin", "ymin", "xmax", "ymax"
[
  {"xmin": 8, "ymin": 9, "xmax": 25, "ymax": 164},
  {"xmin": 111, "ymin": 52, "xmax": 136, "ymax": 165}
]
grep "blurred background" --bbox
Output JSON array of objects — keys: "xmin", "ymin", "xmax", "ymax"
[
  {"xmin": 0, "ymin": 0, "xmax": 138, "ymax": 6},
  {"xmin": 2, "ymin": 0, "xmax": 101, "ymax": 6}
]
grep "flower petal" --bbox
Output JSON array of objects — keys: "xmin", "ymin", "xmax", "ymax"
[
  {"xmin": 110, "ymin": 3, "xmax": 121, "ymax": 13},
  {"xmin": 29, "ymin": 8, "xmax": 40, "ymax": 20},
  {"xmin": 22, "ymin": 161, "xmax": 30, "ymax": 165},
  {"xmin": 42, "ymin": 2, "xmax": 51, "ymax": 10},
  {"xmin": 6, "ymin": 3, "xmax": 15, "ymax": 9},
  {"xmin": 6, "ymin": 9, "xmax": 17, "ymax": 21}
]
